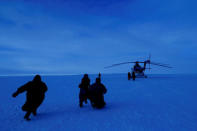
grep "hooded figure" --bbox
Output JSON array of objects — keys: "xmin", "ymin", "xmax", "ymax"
[
  {"xmin": 78, "ymin": 74, "xmax": 90, "ymax": 107},
  {"xmin": 12, "ymin": 75, "xmax": 48, "ymax": 120},
  {"xmin": 88, "ymin": 78, "xmax": 107, "ymax": 109}
]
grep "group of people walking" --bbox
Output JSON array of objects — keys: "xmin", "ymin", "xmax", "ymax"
[
  {"xmin": 12, "ymin": 74, "xmax": 107, "ymax": 121},
  {"xmin": 78, "ymin": 74, "xmax": 107, "ymax": 108}
]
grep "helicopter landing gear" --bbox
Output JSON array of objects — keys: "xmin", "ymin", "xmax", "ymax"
[
  {"xmin": 132, "ymin": 71, "xmax": 136, "ymax": 80},
  {"xmin": 128, "ymin": 72, "xmax": 136, "ymax": 80},
  {"xmin": 128, "ymin": 72, "xmax": 131, "ymax": 80}
]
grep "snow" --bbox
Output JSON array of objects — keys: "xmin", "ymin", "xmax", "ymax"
[{"xmin": 0, "ymin": 74, "xmax": 197, "ymax": 131}]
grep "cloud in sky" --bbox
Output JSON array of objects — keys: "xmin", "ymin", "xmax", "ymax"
[{"xmin": 0, "ymin": 0, "xmax": 197, "ymax": 75}]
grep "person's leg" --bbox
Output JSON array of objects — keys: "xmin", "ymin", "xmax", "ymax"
[
  {"xmin": 79, "ymin": 90, "xmax": 85, "ymax": 107},
  {"xmin": 89, "ymin": 96, "xmax": 96, "ymax": 108},
  {"xmin": 24, "ymin": 111, "xmax": 31, "ymax": 121},
  {"xmin": 32, "ymin": 98, "xmax": 44, "ymax": 116},
  {"xmin": 79, "ymin": 100, "xmax": 83, "ymax": 107},
  {"xmin": 32, "ymin": 109, "xmax": 37, "ymax": 116},
  {"xmin": 84, "ymin": 94, "xmax": 88, "ymax": 104},
  {"xmin": 79, "ymin": 93, "xmax": 83, "ymax": 107}
]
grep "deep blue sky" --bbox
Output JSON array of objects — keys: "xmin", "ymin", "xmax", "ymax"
[{"xmin": 0, "ymin": 0, "xmax": 196, "ymax": 75}]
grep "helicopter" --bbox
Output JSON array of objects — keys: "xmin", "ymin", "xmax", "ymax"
[{"xmin": 104, "ymin": 56, "xmax": 172, "ymax": 80}]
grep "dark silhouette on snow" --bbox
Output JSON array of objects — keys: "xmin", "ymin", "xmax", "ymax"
[
  {"xmin": 78, "ymin": 74, "xmax": 90, "ymax": 107},
  {"xmin": 132, "ymin": 71, "xmax": 136, "ymax": 80},
  {"xmin": 12, "ymin": 75, "xmax": 48, "ymax": 121},
  {"xmin": 88, "ymin": 78, "xmax": 107, "ymax": 109},
  {"xmin": 128, "ymin": 72, "xmax": 131, "ymax": 80}
]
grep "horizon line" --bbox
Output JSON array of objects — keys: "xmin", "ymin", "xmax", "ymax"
[{"xmin": 0, "ymin": 73, "xmax": 195, "ymax": 77}]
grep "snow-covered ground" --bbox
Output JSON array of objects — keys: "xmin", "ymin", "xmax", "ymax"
[{"xmin": 0, "ymin": 74, "xmax": 197, "ymax": 131}]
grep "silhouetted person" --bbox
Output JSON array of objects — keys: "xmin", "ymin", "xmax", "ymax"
[
  {"xmin": 12, "ymin": 75, "xmax": 48, "ymax": 121},
  {"xmin": 78, "ymin": 74, "xmax": 90, "ymax": 107},
  {"xmin": 89, "ymin": 78, "xmax": 107, "ymax": 109}
]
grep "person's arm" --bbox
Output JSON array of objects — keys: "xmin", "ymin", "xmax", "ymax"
[{"xmin": 12, "ymin": 82, "xmax": 31, "ymax": 97}]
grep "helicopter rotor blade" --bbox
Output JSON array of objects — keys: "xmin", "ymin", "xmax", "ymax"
[
  {"xmin": 104, "ymin": 62, "xmax": 136, "ymax": 68},
  {"xmin": 104, "ymin": 60, "xmax": 156, "ymax": 69},
  {"xmin": 151, "ymin": 62, "xmax": 170, "ymax": 66},
  {"xmin": 150, "ymin": 63, "xmax": 172, "ymax": 68}
]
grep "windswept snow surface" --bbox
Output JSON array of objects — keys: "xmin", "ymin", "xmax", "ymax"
[{"xmin": 0, "ymin": 74, "xmax": 197, "ymax": 131}]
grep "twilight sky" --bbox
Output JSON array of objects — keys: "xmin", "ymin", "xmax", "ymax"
[{"xmin": 0, "ymin": 0, "xmax": 196, "ymax": 75}]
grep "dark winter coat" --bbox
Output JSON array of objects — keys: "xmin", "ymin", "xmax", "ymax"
[
  {"xmin": 79, "ymin": 77, "xmax": 90, "ymax": 92},
  {"xmin": 79, "ymin": 77, "xmax": 90, "ymax": 101},
  {"xmin": 88, "ymin": 82, "xmax": 107, "ymax": 108},
  {"xmin": 14, "ymin": 80, "xmax": 48, "ymax": 112}
]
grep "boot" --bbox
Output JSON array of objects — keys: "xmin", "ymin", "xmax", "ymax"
[
  {"xmin": 24, "ymin": 111, "xmax": 31, "ymax": 121},
  {"xmin": 79, "ymin": 102, "xmax": 83, "ymax": 107}
]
